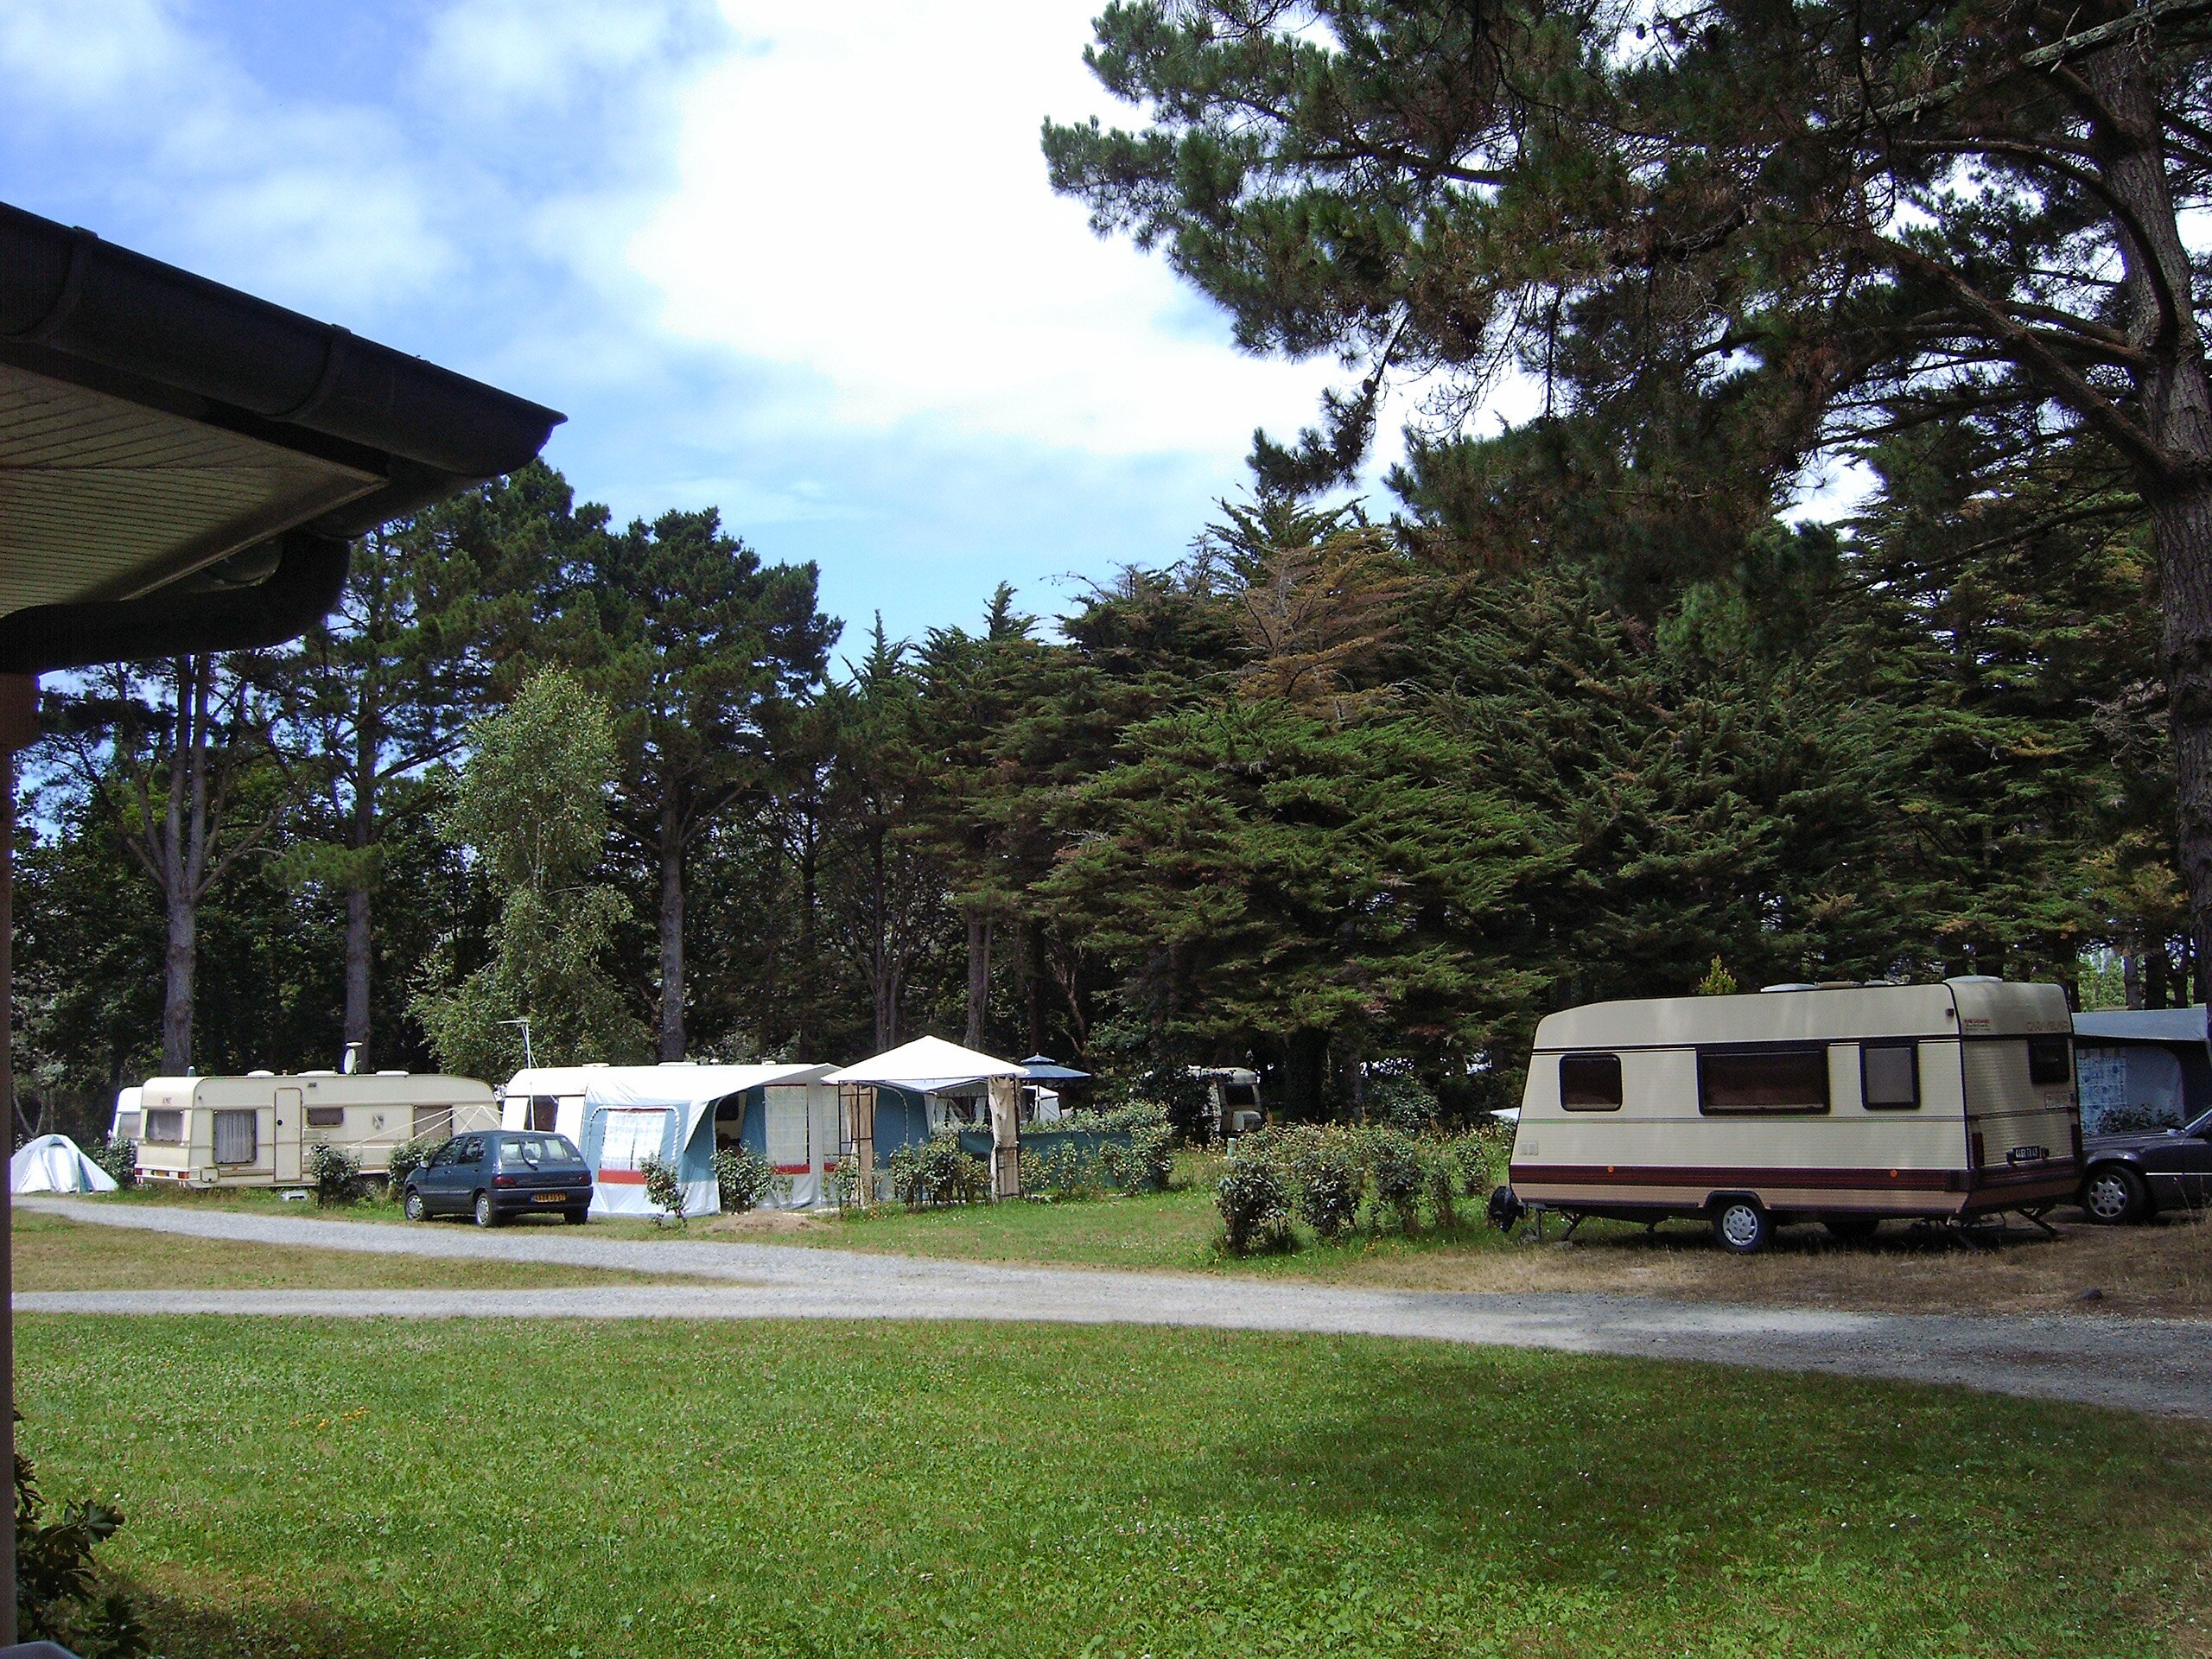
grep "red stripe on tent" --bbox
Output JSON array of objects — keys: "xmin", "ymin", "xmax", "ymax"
[
  {"xmin": 773, "ymin": 1163, "xmax": 810, "ymax": 1174},
  {"xmin": 597, "ymin": 1169, "xmax": 647, "ymax": 1185}
]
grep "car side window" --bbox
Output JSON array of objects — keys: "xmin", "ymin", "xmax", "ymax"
[
  {"xmin": 428, "ymin": 1140, "xmax": 459, "ymax": 1167},
  {"xmin": 458, "ymin": 1136, "xmax": 486, "ymax": 1165}
]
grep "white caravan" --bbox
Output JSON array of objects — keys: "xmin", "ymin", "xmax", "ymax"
[
  {"xmin": 125, "ymin": 1072, "xmax": 498, "ymax": 1188},
  {"xmin": 1500, "ymin": 976, "xmax": 2082, "ymax": 1252}
]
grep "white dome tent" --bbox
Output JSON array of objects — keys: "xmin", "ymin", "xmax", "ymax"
[{"xmin": 10, "ymin": 1134, "xmax": 118, "ymax": 1196}]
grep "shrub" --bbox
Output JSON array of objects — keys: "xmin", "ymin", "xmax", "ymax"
[
  {"xmin": 639, "ymin": 1153, "xmax": 688, "ymax": 1227},
  {"xmin": 1363, "ymin": 1074, "xmax": 1440, "ymax": 1136},
  {"xmin": 1215, "ymin": 1138, "xmax": 1289, "ymax": 1255},
  {"xmin": 304, "ymin": 1142, "xmax": 365, "ymax": 1206},
  {"xmin": 385, "ymin": 1135, "xmax": 438, "ymax": 1198},
  {"xmin": 16, "ymin": 1415, "xmax": 150, "ymax": 1658},
  {"xmin": 1423, "ymin": 1141, "xmax": 1460, "ymax": 1230},
  {"xmin": 829, "ymin": 1151, "xmax": 867, "ymax": 1209},
  {"xmin": 1280, "ymin": 1126, "xmax": 1360, "ymax": 1240},
  {"xmin": 1363, "ymin": 1127, "xmax": 1426, "ymax": 1233},
  {"xmin": 712, "ymin": 1144, "xmax": 786, "ymax": 1213},
  {"xmin": 1024, "ymin": 1138, "xmax": 1103, "ymax": 1198},
  {"xmin": 88, "ymin": 1134, "xmax": 137, "ymax": 1191},
  {"xmin": 887, "ymin": 1131, "xmax": 988, "ymax": 1210}
]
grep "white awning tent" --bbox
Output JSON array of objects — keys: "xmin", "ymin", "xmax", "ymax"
[
  {"xmin": 825, "ymin": 1036, "xmax": 1024, "ymax": 1093},
  {"xmin": 825, "ymin": 1037, "xmax": 1027, "ymax": 1135},
  {"xmin": 500, "ymin": 1063, "xmax": 836, "ymax": 1217},
  {"xmin": 10, "ymin": 1134, "xmax": 118, "ymax": 1195}
]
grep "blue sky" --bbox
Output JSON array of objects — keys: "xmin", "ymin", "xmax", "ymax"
[{"xmin": 0, "ymin": 0, "xmax": 1360, "ymax": 655}]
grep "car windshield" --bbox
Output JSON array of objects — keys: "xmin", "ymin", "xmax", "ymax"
[{"xmin": 498, "ymin": 1135, "xmax": 579, "ymax": 1170}]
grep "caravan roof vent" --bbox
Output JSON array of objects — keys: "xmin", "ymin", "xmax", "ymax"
[
  {"xmin": 246, "ymin": 1069, "xmax": 276, "ymax": 1077},
  {"xmin": 1759, "ymin": 982, "xmax": 1817, "ymax": 993},
  {"xmin": 1814, "ymin": 980, "xmax": 1860, "ymax": 990},
  {"xmin": 377, "ymin": 1070, "xmax": 409, "ymax": 1077}
]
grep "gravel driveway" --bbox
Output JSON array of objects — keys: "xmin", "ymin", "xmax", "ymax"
[{"xmin": 23, "ymin": 1198, "xmax": 2212, "ymax": 1418}]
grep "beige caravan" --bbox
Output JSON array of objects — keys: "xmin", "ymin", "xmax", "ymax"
[
  {"xmin": 125, "ymin": 1072, "xmax": 498, "ymax": 1188},
  {"xmin": 1500, "ymin": 976, "xmax": 2082, "ymax": 1252}
]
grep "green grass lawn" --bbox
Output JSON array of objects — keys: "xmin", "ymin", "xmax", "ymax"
[{"xmin": 20, "ymin": 1314, "xmax": 2210, "ymax": 1657}]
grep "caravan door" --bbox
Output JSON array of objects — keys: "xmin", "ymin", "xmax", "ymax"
[{"xmin": 274, "ymin": 1087, "xmax": 303, "ymax": 1183}]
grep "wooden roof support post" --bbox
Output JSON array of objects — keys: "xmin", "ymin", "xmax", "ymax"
[
  {"xmin": 0, "ymin": 672, "xmax": 35, "ymax": 1649},
  {"xmin": 988, "ymin": 1075, "xmax": 1020, "ymax": 1202}
]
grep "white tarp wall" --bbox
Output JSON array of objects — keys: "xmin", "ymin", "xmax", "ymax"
[
  {"xmin": 11, "ymin": 1134, "xmax": 118, "ymax": 1195},
  {"xmin": 499, "ymin": 1064, "xmax": 836, "ymax": 1217},
  {"xmin": 757, "ymin": 1081, "xmax": 843, "ymax": 1208}
]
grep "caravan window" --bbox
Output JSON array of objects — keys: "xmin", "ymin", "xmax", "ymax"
[
  {"xmin": 1698, "ymin": 1046, "xmax": 1830, "ymax": 1115},
  {"xmin": 213, "ymin": 1109, "xmax": 257, "ymax": 1165},
  {"xmin": 143, "ymin": 1110, "xmax": 182, "ymax": 1144},
  {"xmin": 1860, "ymin": 1042, "xmax": 1920, "ymax": 1110},
  {"xmin": 1559, "ymin": 1053, "xmax": 1624, "ymax": 1110},
  {"xmin": 306, "ymin": 1106, "xmax": 345, "ymax": 1128},
  {"xmin": 2027, "ymin": 1037, "xmax": 2072, "ymax": 1086},
  {"xmin": 115, "ymin": 1111, "xmax": 143, "ymax": 1140},
  {"xmin": 529, "ymin": 1096, "xmax": 559, "ymax": 1132}
]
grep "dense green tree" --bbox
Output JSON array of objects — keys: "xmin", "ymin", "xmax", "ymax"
[
  {"xmin": 410, "ymin": 668, "xmax": 645, "ymax": 1078},
  {"xmin": 1045, "ymin": 0, "xmax": 2212, "ymax": 966},
  {"xmin": 547, "ymin": 508, "xmax": 836, "ymax": 1059}
]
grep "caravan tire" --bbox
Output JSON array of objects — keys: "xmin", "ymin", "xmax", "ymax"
[
  {"xmin": 473, "ymin": 1192, "xmax": 499, "ymax": 1229},
  {"xmin": 403, "ymin": 1189, "xmax": 426, "ymax": 1224},
  {"xmin": 1711, "ymin": 1198, "xmax": 1769, "ymax": 1255}
]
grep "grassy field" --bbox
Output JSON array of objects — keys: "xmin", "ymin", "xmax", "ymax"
[
  {"xmin": 19, "ymin": 1314, "xmax": 2210, "ymax": 1658},
  {"xmin": 12, "ymin": 1211, "xmax": 673, "ymax": 1292}
]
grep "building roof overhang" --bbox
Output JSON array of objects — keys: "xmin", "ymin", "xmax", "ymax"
[{"xmin": 0, "ymin": 201, "xmax": 564, "ymax": 671}]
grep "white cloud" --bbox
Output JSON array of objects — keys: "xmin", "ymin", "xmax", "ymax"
[
  {"xmin": 0, "ymin": 0, "xmax": 188, "ymax": 110},
  {"xmin": 629, "ymin": 0, "xmax": 1339, "ymax": 456},
  {"xmin": 418, "ymin": 0, "xmax": 695, "ymax": 117}
]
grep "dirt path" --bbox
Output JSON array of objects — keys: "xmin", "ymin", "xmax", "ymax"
[{"xmin": 23, "ymin": 1198, "xmax": 2212, "ymax": 1418}]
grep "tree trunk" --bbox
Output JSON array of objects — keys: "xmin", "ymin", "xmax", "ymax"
[
  {"xmin": 658, "ymin": 803, "xmax": 686, "ymax": 1062},
  {"xmin": 964, "ymin": 915, "xmax": 991, "ymax": 1051},
  {"xmin": 2090, "ymin": 40, "xmax": 2212, "ymax": 978},
  {"xmin": 342, "ymin": 683, "xmax": 379, "ymax": 1058},
  {"xmin": 1282, "ymin": 1028, "xmax": 1328, "ymax": 1121},
  {"xmin": 159, "ymin": 658, "xmax": 213, "ymax": 1074},
  {"xmin": 798, "ymin": 810, "xmax": 818, "ymax": 1057},
  {"xmin": 342, "ymin": 883, "xmax": 372, "ymax": 1060},
  {"xmin": 2124, "ymin": 942, "xmax": 2145, "ymax": 1010},
  {"xmin": 1023, "ymin": 919, "xmax": 1046, "ymax": 1057}
]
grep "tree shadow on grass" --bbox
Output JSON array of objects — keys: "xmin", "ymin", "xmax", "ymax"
[
  {"xmin": 126, "ymin": 1580, "xmax": 442, "ymax": 1659},
  {"xmin": 1172, "ymin": 1338, "xmax": 2196, "ymax": 1618}
]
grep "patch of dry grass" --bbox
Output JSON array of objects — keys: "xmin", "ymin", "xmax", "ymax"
[{"xmin": 10, "ymin": 1211, "xmax": 674, "ymax": 1293}]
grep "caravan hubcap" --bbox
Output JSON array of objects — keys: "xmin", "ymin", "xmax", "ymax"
[{"xmin": 1719, "ymin": 1205, "xmax": 1761, "ymax": 1249}]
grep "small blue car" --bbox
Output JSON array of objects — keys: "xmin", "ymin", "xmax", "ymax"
[{"xmin": 402, "ymin": 1130, "xmax": 593, "ymax": 1227}]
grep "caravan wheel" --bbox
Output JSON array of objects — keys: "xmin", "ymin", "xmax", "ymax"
[{"xmin": 1711, "ymin": 1198, "xmax": 1770, "ymax": 1255}]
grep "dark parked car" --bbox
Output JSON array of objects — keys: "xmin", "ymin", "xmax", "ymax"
[
  {"xmin": 403, "ymin": 1131, "xmax": 593, "ymax": 1227},
  {"xmin": 2079, "ymin": 1108, "xmax": 2212, "ymax": 1224}
]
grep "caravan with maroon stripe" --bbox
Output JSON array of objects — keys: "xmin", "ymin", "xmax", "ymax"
[{"xmin": 1497, "ymin": 977, "xmax": 2082, "ymax": 1253}]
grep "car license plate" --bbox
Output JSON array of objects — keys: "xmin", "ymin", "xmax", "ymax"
[
  {"xmin": 2007, "ymin": 1146, "xmax": 2049, "ymax": 1165},
  {"xmin": 532, "ymin": 1192, "xmax": 565, "ymax": 1203}
]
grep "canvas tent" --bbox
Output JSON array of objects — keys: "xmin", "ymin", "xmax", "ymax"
[
  {"xmin": 501, "ymin": 1063, "xmax": 838, "ymax": 1215},
  {"xmin": 2073, "ymin": 1007, "xmax": 2212, "ymax": 1132},
  {"xmin": 826, "ymin": 1036, "xmax": 1026, "ymax": 1136},
  {"xmin": 10, "ymin": 1135, "xmax": 117, "ymax": 1196}
]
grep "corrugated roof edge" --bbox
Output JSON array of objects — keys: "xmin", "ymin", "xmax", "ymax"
[{"xmin": 0, "ymin": 201, "xmax": 563, "ymax": 501}]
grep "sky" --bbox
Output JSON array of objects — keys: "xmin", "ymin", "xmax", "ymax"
[{"xmin": 0, "ymin": 0, "xmax": 1365, "ymax": 654}]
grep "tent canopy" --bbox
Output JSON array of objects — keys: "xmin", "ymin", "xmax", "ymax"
[
  {"xmin": 825, "ymin": 1036, "xmax": 1024, "ymax": 1093},
  {"xmin": 10, "ymin": 1134, "xmax": 117, "ymax": 1195},
  {"xmin": 1020, "ymin": 1054, "xmax": 1090, "ymax": 1082},
  {"xmin": 505, "ymin": 1062, "xmax": 835, "ymax": 1110}
]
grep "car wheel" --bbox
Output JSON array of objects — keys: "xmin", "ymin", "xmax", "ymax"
[
  {"xmin": 2081, "ymin": 1165, "xmax": 2150, "ymax": 1225},
  {"xmin": 563, "ymin": 1208, "xmax": 589, "ymax": 1226},
  {"xmin": 1823, "ymin": 1214, "xmax": 1881, "ymax": 1243},
  {"xmin": 474, "ymin": 1191, "xmax": 499, "ymax": 1229},
  {"xmin": 403, "ymin": 1188, "xmax": 426, "ymax": 1223},
  {"xmin": 1712, "ymin": 1197, "xmax": 1770, "ymax": 1255}
]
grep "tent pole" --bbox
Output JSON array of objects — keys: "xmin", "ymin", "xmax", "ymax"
[
  {"xmin": 0, "ymin": 673, "xmax": 35, "ymax": 1648},
  {"xmin": 988, "ymin": 1076, "xmax": 1020, "ymax": 1202}
]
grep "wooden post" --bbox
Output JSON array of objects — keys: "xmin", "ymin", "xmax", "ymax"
[
  {"xmin": 842, "ymin": 1084, "xmax": 875, "ymax": 1205},
  {"xmin": 988, "ymin": 1074, "xmax": 1020, "ymax": 1201},
  {"xmin": 0, "ymin": 671, "xmax": 37, "ymax": 1649}
]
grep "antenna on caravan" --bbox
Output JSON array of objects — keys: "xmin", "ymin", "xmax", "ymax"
[
  {"xmin": 340, "ymin": 1042, "xmax": 363, "ymax": 1076},
  {"xmin": 500, "ymin": 1018, "xmax": 536, "ymax": 1070}
]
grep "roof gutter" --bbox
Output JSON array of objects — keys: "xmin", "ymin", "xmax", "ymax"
[{"xmin": 0, "ymin": 530, "xmax": 349, "ymax": 674}]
